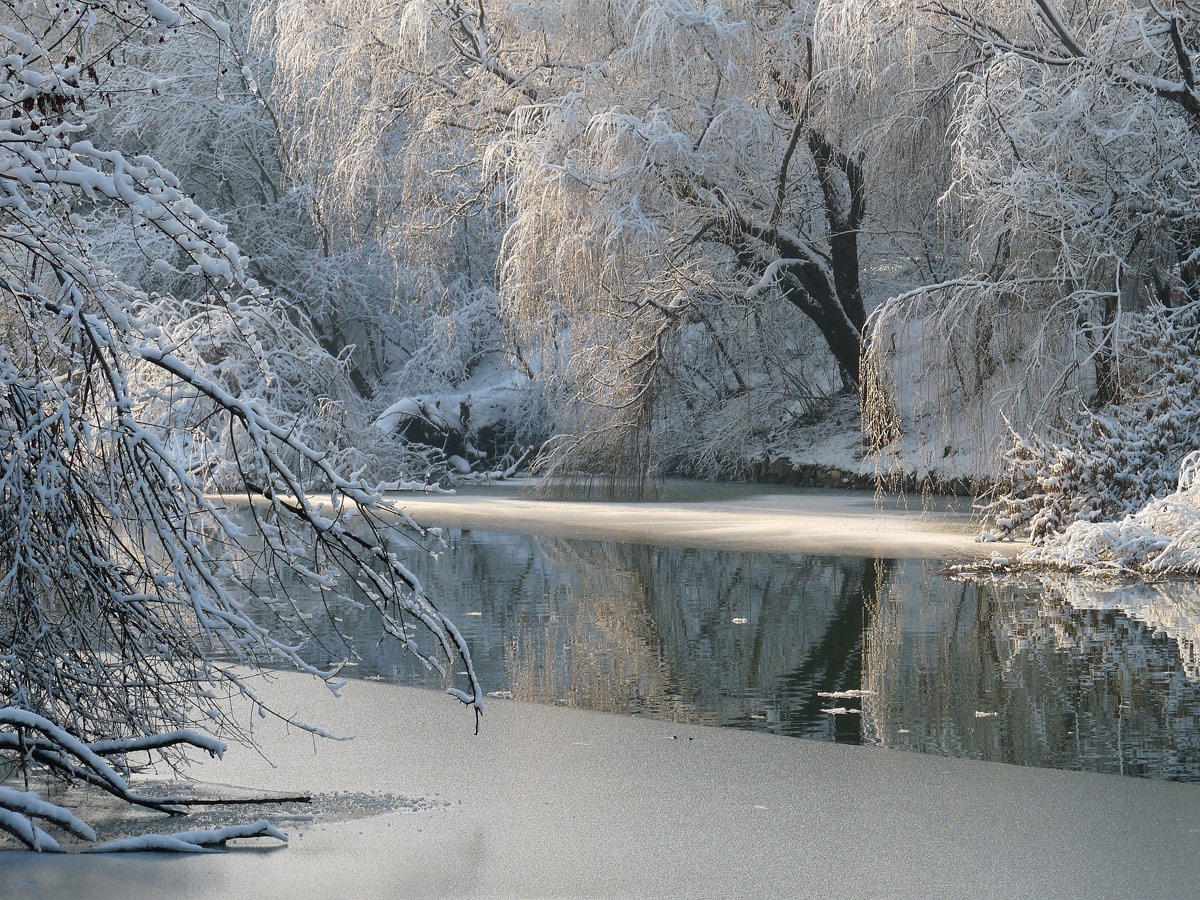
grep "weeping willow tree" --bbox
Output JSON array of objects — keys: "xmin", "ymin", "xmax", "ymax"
[
  {"xmin": 489, "ymin": 0, "xmax": 903, "ymax": 490},
  {"xmin": 264, "ymin": 0, "xmax": 524, "ymax": 403},
  {"xmin": 491, "ymin": 0, "xmax": 989, "ymax": 490},
  {"xmin": 863, "ymin": 1, "xmax": 1200, "ymax": 513},
  {"xmin": 268, "ymin": 0, "xmax": 930, "ymax": 492},
  {"xmin": 0, "ymin": 0, "xmax": 481, "ymax": 851}
]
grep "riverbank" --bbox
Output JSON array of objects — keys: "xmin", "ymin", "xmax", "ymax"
[
  {"xmin": 390, "ymin": 481, "xmax": 997, "ymax": 560},
  {"xmin": 4, "ymin": 673, "xmax": 1198, "ymax": 899}
]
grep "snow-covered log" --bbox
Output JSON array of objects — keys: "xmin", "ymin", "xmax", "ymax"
[{"xmin": 84, "ymin": 820, "xmax": 288, "ymax": 853}]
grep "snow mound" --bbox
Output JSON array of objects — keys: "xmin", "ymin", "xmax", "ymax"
[
  {"xmin": 1021, "ymin": 451, "xmax": 1200, "ymax": 574},
  {"xmin": 375, "ymin": 376, "xmax": 531, "ymax": 437}
]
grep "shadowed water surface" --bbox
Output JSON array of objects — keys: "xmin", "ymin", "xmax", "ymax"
[{"xmin": 256, "ymin": 520, "xmax": 1200, "ymax": 783}]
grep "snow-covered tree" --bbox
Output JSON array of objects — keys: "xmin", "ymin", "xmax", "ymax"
[
  {"xmin": 491, "ymin": 0, "xmax": 875, "ymax": 486},
  {"xmin": 266, "ymin": 0, "xmax": 942, "ymax": 489},
  {"xmin": 88, "ymin": 0, "xmax": 400, "ymax": 401},
  {"xmin": 264, "ymin": 0, "xmax": 549, "ymax": 476},
  {"xmin": 862, "ymin": 2, "xmax": 1200, "ymax": 512},
  {"xmin": 0, "ymin": 0, "xmax": 481, "ymax": 851}
]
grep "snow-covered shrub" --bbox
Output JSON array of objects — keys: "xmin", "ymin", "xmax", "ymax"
[
  {"xmin": 986, "ymin": 305, "xmax": 1200, "ymax": 545},
  {"xmin": 1019, "ymin": 449, "xmax": 1200, "ymax": 574},
  {"xmin": 375, "ymin": 373, "xmax": 546, "ymax": 477}
]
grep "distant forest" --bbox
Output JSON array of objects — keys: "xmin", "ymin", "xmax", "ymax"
[{"xmin": 10, "ymin": 1, "xmax": 1200, "ymax": 519}]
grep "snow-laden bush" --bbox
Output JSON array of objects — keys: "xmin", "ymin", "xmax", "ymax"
[
  {"xmin": 986, "ymin": 305, "xmax": 1200, "ymax": 545},
  {"xmin": 1018, "ymin": 450, "xmax": 1200, "ymax": 574},
  {"xmin": 375, "ymin": 369, "xmax": 545, "ymax": 478}
]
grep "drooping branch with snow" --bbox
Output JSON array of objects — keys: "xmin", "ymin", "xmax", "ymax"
[
  {"xmin": 858, "ymin": 2, "xmax": 1200, "ymax": 511},
  {"xmin": 0, "ymin": 0, "xmax": 481, "ymax": 851}
]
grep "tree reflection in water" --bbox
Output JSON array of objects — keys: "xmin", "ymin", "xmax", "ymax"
[
  {"xmin": 865, "ymin": 570, "xmax": 1200, "ymax": 781},
  {"xmin": 235, "ymin": 520, "xmax": 1200, "ymax": 782}
]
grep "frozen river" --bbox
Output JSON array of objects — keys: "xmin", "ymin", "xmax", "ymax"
[{"xmin": 5, "ymin": 484, "xmax": 1200, "ymax": 899}]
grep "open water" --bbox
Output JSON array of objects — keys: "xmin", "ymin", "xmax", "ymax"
[{"xmin": 263, "ymin": 521, "xmax": 1200, "ymax": 783}]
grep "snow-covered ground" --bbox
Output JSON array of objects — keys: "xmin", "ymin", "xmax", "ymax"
[{"xmin": 4, "ymin": 673, "xmax": 1199, "ymax": 899}]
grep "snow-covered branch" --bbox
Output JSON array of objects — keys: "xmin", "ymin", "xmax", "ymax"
[{"xmin": 1, "ymin": 0, "xmax": 481, "ymax": 853}]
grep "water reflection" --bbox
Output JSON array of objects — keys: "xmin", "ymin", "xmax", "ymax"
[
  {"xmin": 865, "ymin": 572, "xmax": 1200, "ymax": 781},
  {"xmin": 247, "ymin": 523, "xmax": 1200, "ymax": 782}
]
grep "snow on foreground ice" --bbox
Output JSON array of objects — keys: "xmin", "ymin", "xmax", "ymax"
[
  {"xmin": 8, "ymin": 675, "xmax": 1200, "ymax": 900},
  {"xmin": 1020, "ymin": 450, "xmax": 1200, "ymax": 574}
]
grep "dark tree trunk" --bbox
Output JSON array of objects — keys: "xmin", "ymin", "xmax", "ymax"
[
  {"xmin": 776, "ymin": 257, "xmax": 865, "ymax": 392},
  {"xmin": 763, "ymin": 65, "xmax": 869, "ymax": 391},
  {"xmin": 1090, "ymin": 294, "xmax": 1120, "ymax": 408},
  {"xmin": 767, "ymin": 131, "xmax": 868, "ymax": 392},
  {"xmin": 808, "ymin": 132, "xmax": 867, "ymax": 336}
]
